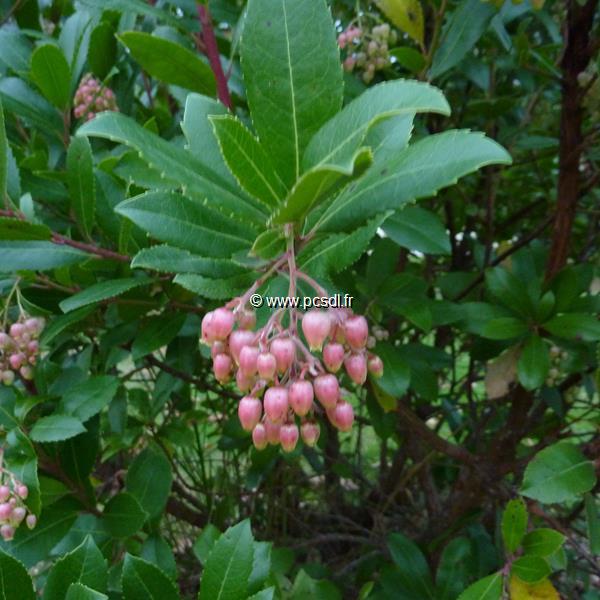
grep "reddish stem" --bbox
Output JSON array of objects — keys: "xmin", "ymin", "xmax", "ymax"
[
  {"xmin": 51, "ymin": 233, "xmax": 130, "ymax": 263},
  {"xmin": 197, "ymin": 4, "xmax": 233, "ymax": 110}
]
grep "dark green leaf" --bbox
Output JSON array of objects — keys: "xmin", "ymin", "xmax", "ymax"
[
  {"xmin": 60, "ymin": 376, "xmax": 119, "ymax": 422},
  {"xmin": 131, "ymin": 314, "xmax": 185, "ymax": 360},
  {"xmin": 0, "ymin": 218, "xmax": 51, "ymax": 241},
  {"xmin": 88, "ymin": 23, "xmax": 117, "ymax": 79},
  {"xmin": 103, "ymin": 493, "xmax": 147, "ymax": 538},
  {"xmin": 0, "ymin": 550, "xmax": 35, "ymax": 600},
  {"xmin": 522, "ymin": 529, "xmax": 565, "ymax": 558},
  {"xmin": 0, "ymin": 241, "xmax": 89, "ymax": 272},
  {"xmin": 511, "ymin": 556, "xmax": 550, "ymax": 584},
  {"xmin": 141, "ymin": 535, "xmax": 177, "ymax": 581},
  {"xmin": 517, "ymin": 335, "xmax": 550, "ymax": 390},
  {"xmin": 384, "ymin": 206, "xmax": 451, "ymax": 255},
  {"xmin": 59, "ymin": 278, "xmax": 150, "ymax": 313},
  {"xmin": 65, "ymin": 584, "xmax": 108, "ymax": 600},
  {"xmin": 481, "ymin": 317, "xmax": 528, "ymax": 340},
  {"xmin": 387, "ymin": 532, "xmax": 436, "ymax": 598},
  {"xmin": 30, "ymin": 44, "xmax": 71, "ymax": 109},
  {"xmin": 585, "ymin": 493, "xmax": 600, "ymax": 555},
  {"xmin": 121, "ymin": 554, "xmax": 180, "ymax": 600},
  {"xmin": 67, "ymin": 136, "xmax": 96, "ymax": 239},
  {"xmin": 543, "ymin": 313, "xmax": 600, "ymax": 342},
  {"xmin": 30, "ymin": 415, "xmax": 87, "ymax": 442}
]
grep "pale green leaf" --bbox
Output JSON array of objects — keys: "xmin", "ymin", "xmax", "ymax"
[
  {"xmin": 376, "ymin": 0, "xmax": 424, "ymax": 44},
  {"xmin": 511, "ymin": 556, "xmax": 550, "ymax": 584},
  {"xmin": 174, "ymin": 273, "xmax": 256, "ymax": 300},
  {"xmin": 30, "ymin": 44, "xmax": 71, "ymax": 109},
  {"xmin": 59, "ymin": 278, "xmax": 150, "ymax": 313},
  {"xmin": 457, "ymin": 572, "xmax": 502, "ymax": 600},
  {"xmin": 30, "ymin": 415, "xmax": 87, "ymax": 443},
  {"xmin": 501, "ymin": 498, "xmax": 528, "ymax": 554},
  {"xmin": 242, "ymin": 0, "xmax": 343, "ymax": 186},
  {"xmin": 522, "ymin": 529, "xmax": 565, "ymax": 558}
]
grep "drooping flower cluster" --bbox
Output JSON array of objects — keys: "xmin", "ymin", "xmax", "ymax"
[
  {"xmin": 73, "ymin": 74, "xmax": 118, "ymax": 121},
  {"xmin": 201, "ymin": 301, "xmax": 383, "ymax": 453},
  {"xmin": 338, "ymin": 23, "xmax": 397, "ymax": 83},
  {"xmin": 0, "ymin": 317, "xmax": 44, "ymax": 386},
  {"xmin": 0, "ymin": 461, "xmax": 37, "ymax": 541}
]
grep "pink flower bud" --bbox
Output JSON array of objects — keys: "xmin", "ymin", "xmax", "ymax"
[
  {"xmin": 27, "ymin": 340, "xmax": 39, "ymax": 355},
  {"xmin": 211, "ymin": 341, "xmax": 227, "ymax": 359},
  {"xmin": 9, "ymin": 353, "xmax": 25, "ymax": 370},
  {"xmin": 343, "ymin": 56, "xmax": 356, "ymax": 72},
  {"xmin": 333, "ymin": 401, "xmax": 354, "ymax": 432},
  {"xmin": 9, "ymin": 323, "xmax": 25, "ymax": 339},
  {"xmin": 279, "ymin": 423, "xmax": 299, "ymax": 453},
  {"xmin": 337, "ymin": 33, "xmax": 347, "ymax": 49},
  {"xmin": 313, "ymin": 374, "xmax": 339, "ymax": 409},
  {"xmin": 238, "ymin": 309, "xmax": 256, "ymax": 330},
  {"xmin": 368, "ymin": 354, "xmax": 384, "ymax": 378},
  {"xmin": 238, "ymin": 396, "xmax": 262, "ymax": 431},
  {"xmin": 212, "ymin": 308, "xmax": 235, "ymax": 340},
  {"xmin": 17, "ymin": 485, "xmax": 28, "ymax": 500},
  {"xmin": 19, "ymin": 366, "xmax": 34, "ymax": 381},
  {"xmin": 264, "ymin": 419, "xmax": 281, "ymax": 445},
  {"xmin": 263, "ymin": 386, "xmax": 289, "ymax": 423},
  {"xmin": 0, "ymin": 486, "xmax": 9, "ymax": 503},
  {"xmin": 257, "ymin": 352, "xmax": 277, "ymax": 380},
  {"xmin": 1, "ymin": 371, "xmax": 15, "ymax": 386},
  {"xmin": 323, "ymin": 343, "xmax": 345, "ymax": 372},
  {"xmin": 302, "ymin": 310, "xmax": 331, "ymax": 351},
  {"xmin": 289, "ymin": 380, "xmax": 314, "ymax": 417},
  {"xmin": 11, "ymin": 507, "xmax": 25, "ymax": 524},
  {"xmin": 0, "ymin": 503, "xmax": 11, "ymax": 520},
  {"xmin": 229, "ymin": 330, "xmax": 256, "ymax": 363},
  {"xmin": 213, "ymin": 353, "xmax": 232, "ymax": 383},
  {"xmin": 270, "ymin": 338, "xmax": 295, "ymax": 374},
  {"xmin": 201, "ymin": 311, "xmax": 217, "ymax": 344},
  {"xmin": 252, "ymin": 423, "xmax": 268, "ymax": 450},
  {"xmin": 26, "ymin": 514, "xmax": 37, "ymax": 529},
  {"xmin": 344, "ymin": 353, "xmax": 367, "ymax": 385},
  {"xmin": 343, "ymin": 316, "xmax": 369, "ymax": 350},
  {"xmin": 25, "ymin": 318, "xmax": 42, "ymax": 334},
  {"xmin": 235, "ymin": 368, "xmax": 254, "ymax": 392},
  {"xmin": 239, "ymin": 345, "xmax": 259, "ymax": 377},
  {"xmin": 0, "ymin": 525, "xmax": 14, "ymax": 542},
  {"xmin": 0, "ymin": 333, "xmax": 11, "ymax": 349},
  {"xmin": 301, "ymin": 421, "xmax": 320, "ymax": 447}
]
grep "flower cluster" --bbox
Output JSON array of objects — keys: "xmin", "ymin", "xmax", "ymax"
[
  {"xmin": 73, "ymin": 74, "xmax": 118, "ymax": 121},
  {"xmin": 201, "ymin": 302, "xmax": 383, "ymax": 453},
  {"xmin": 338, "ymin": 23, "xmax": 397, "ymax": 84},
  {"xmin": 545, "ymin": 345, "xmax": 569, "ymax": 388},
  {"xmin": 0, "ymin": 318, "xmax": 44, "ymax": 386},
  {"xmin": 0, "ymin": 465, "xmax": 37, "ymax": 541}
]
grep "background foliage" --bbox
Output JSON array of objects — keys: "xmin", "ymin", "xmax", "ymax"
[{"xmin": 0, "ymin": 0, "xmax": 598, "ymax": 598}]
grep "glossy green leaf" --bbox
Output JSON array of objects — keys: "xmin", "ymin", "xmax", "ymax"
[
  {"xmin": 543, "ymin": 313, "xmax": 600, "ymax": 342},
  {"xmin": 59, "ymin": 278, "xmax": 150, "ymax": 313},
  {"xmin": 511, "ymin": 556, "xmax": 550, "ymax": 584},
  {"xmin": 77, "ymin": 112, "xmax": 267, "ymax": 226},
  {"xmin": 87, "ymin": 23, "xmax": 117, "ymax": 79},
  {"xmin": 375, "ymin": 343, "xmax": 411, "ymax": 397},
  {"xmin": 126, "ymin": 446, "xmax": 173, "ymax": 519},
  {"xmin": 501, "ymin": 498, "xmax": 528, "ymax": 554},
  {"xmin": 242, "ymin": 0, "xmax": 343, "ymax": 186},
  {"xmin": 0, "ymin": 29, "xmax": 32, "ymax": 74},
  {"xmin": 210, "ymin": 115, "xmax": 288, "ymax": 207},
  {"xmin": 131, "ymin": 314, "xmax": 185, "ymax": 360},
  {"xmin": 30, "ymin": 44, "xmax": 71, "ymax": 109},
  {"xmin": 315, "ymin": 130, "xmax": 511, "ymax": 233},
  {"xmin": 65, "ymin": 584, "xmax": 108, "ymax": 600},
  {"xmin": 485, "ymin": 267, "xmax": 532, "ymax": 317},
  {"xmin": 456, "ymin": 572, "xmax": 502, "ymax": 600},
  {"xmin": 198, "ymin": 520, "xmax": 254, "ymax": 600},
  {"xmin": 522, "ymin": 529, "xmax": 565, "ymax": 557},
  {"xmin": 67, "ymin": 136, "xmax": 96, "ymax": 239},
  {"xmin": 430, "ymin": 0, "xmax": 496, "ymax": 79},
  {"xmin": 520, "ymin": 442, "xmax": 596, "ymax": 503},
  {"xmin": 121, "ymin": 554, "xmax": 180, "ymax": 600},
  {"xmin": 193, "ymin": 525, "xmax": 220, "ymax": 565},
  {"xmin": 103, "ymin": 493, "xmax": 147, "ymax": 538},
  {"xmin": 517, "ymin": 335, "xmax": 550, "ymax": 390},
  {"xmin": 116, "ymin": 192, "xmax": 254, "ymax": 259},
  {"xmin": 0, "ymin": 241, "xmax": 89, "ymax": 271},
  {"xmin": 40, "ymin": 306, "xmax": 95, "ymax": 345},
  {"xmin": 141, "ymin": 536, "xmax": 177, "ymax": 581},
  {"xmin": 43, "ymin": 536, "xmax": 107, "ymax": 600},
  {"xmin": 481, "ymin": 317, "xmax": 528, "ymax": 340},
  {"xmin": 0, "ymin": 78, "xmax": 63, "ymax": 136},
  {"xmin": 59, "ymin": 376, "xmax": 119, "ymax": 422},
  {"xmin": 30, "ymin": 415, "xmax": 87, "ymax": 442},
  {"xmin": 118, "ymin": 32, "xmax": 215, "ymax": 95},
  {"xmin": 0, "ymin": 550, "xmax": 35, "ymax": 600},
  {"xmin": 383, "ymin": 206, "xmax": 451, "ymax": 255},
  {"xmin": 304, "ymin": 79, "xmax": 449, "ymax": 171},
  {"xmin": 270, "ymin": 147, "xmax": 372, "ymax": 225}
]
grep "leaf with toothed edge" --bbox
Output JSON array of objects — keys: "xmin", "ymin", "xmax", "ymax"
[
  {"xmin": 303, "ymin": 79, "xmax": 450, "ymax": 172},
  {"xmin": 116, "ymin": 192, "xmax": 254, "ymax": 259},
  {"xmin": 77, "ymin": 113, "xmax": 267, "ymax": 228},
  {"xmin": 210, "ymin": 114, "xmax": 288, "ymax": 208},
  {"xmin": 174, "ymin": 273, "xmax": 257, "ymax": 300},
  {"xmin": 313, "ymin": 130, "xmax": 511, "ymax": 233},
  {"xmin": 59, "ymin": 278, "xmax": 151, "ymax": 313}
]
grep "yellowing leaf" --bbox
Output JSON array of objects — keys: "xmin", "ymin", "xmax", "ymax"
[
  {"xmin": 376, "ymin": 0, "xmax": 424, "ymax": 45},
  {"xmin": 485, "ymin": 346, "xmax": 519, "ymax": 400},
  {"xmin": 510, "ymin": 576, "xmax": 560, "ymax": 600}
]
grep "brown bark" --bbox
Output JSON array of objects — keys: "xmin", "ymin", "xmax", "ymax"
[{"xmin": 546, "ymin": 0, "xmax": 598, "ymax": 280}]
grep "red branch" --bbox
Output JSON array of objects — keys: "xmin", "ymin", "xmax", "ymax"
[{"xmin": 197, "ymin": 4, "xmax": 233, "ymax": 110}]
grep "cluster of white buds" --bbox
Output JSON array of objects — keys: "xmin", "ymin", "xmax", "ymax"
[
  {"xmin": 545, "ymin": 345, "xmax": 569, "ymax": 388},
  {"xmin": 338, "ymin": 22, "xmax": 397, "ymax": 83},
  {"xmin": 73, "ymin": 74, "xmax": 118, "ymax": 121},
  {"xmin": 0, "ymin": 463, "xmax": 37, "ymax": 541},
  {"xmin": 0, "ymin": 317, "xmax": 44, "ymax": 386},
  {"xmin": 201, "ymin": 302, "xmax": 383, "ymax": 453}
]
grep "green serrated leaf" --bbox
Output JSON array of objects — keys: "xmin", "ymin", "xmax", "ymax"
[
  {"xmin": 65, "ymin": 583, "xmax": 108, "ymax": 600},
  {"xmin": 0, "ymin": 550, "xmax": 35, "ymax": 600},
  {"xmin": 118, "ymin": 32, "xmax": 215, "ymax": 96},
  {"xmin": 30, "ymin": 415, "xmax": 87, "ymax": 442},
  {"xmin": 520, "ymin": 442, "xmax": 597, "ymax": 504},
  {"xmin": 67, "ymin": 136, "xmax": 96, "ymax": 239},
  {"xmin": 30, "ymin": 44, "xmax": 71, "ymax": 109},
  {"xmin": 501, "ymin": 498, "xmax": 528, "ymax": 554},
  {"xmin": 174, "ymin": 272, "xmax": 256, "ymax": 300},
  {"xmin": 210, "ymin": 115, "xmax": 288, "ymax": 207},
  {"xmin": 59, "ymin": 376, "xmax": 119, "ymax": 422},
  {"xmin": 121, "ymin": 554, "xmax": 180, "ymax": 600},
  {"xmin": 131, "ymin": 314, "xmax": 185, "ymax": 360},
  {"xmin": 0, "ymin": 241, "xmax": 89, "ymax": 272},
  {"xmin": 103, "ymin": 493, "xmax": 147, "ymax": 538},
  {"xmin": 59, "ymin": 278, "xmax": 150, "ymax": 313},
  {"xmin": 242, "ymin": 0, "xmax": 343, "ymax": 186}
]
